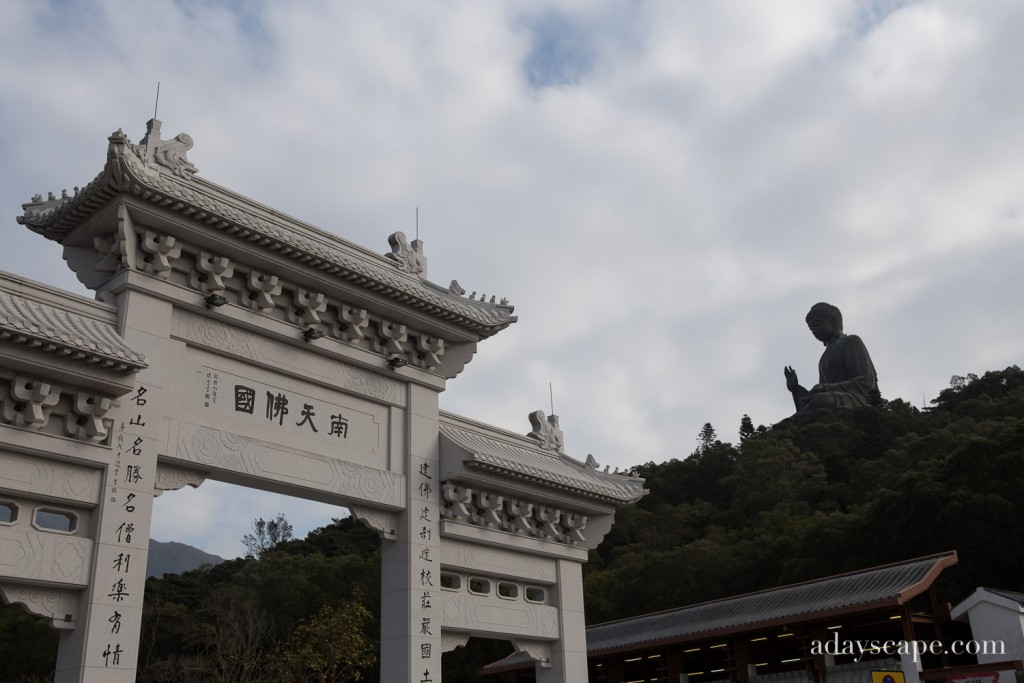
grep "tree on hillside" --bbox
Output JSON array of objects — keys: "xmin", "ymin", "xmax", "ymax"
[
  {"xmin": 270, "ymin": 594, "xmax": 376, "ymax": 682},
  {"xmin": 739, "ymin": 414, "xmax": 755, "ymax": 440},
  {"xmin": 242, "ymin": 513, "xmax": 293, "ymax": 559},
  {"xmin": 696, "ymin": 422, "xmax": 718, "ymax": 453}
]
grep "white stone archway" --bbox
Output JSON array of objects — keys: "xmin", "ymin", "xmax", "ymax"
[{"xmin": 0, "ymin": 120, "xmax": 646, "ymax": 682}]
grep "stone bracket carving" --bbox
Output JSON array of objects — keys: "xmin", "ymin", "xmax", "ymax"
[
  {"xmin": 472, "ymin": 490, "xmax": 505, "ymax": 529},
  {"xmin": 246, "ymin": 270, "xmax": 282, "ymax": 311},
  {"xmin": 2, "ymin": 375, "xmax": 61, "ymax": 430},
  {"xmin": 288, "ymin": 288, "xmax": 327, "ymax": 327},
  {"xmin": 350, "ymin": 505, "xmax": 398, "ymax": 541},
  {"xmin": 527, "ymin": 410, "xmax": 564, "ymax": 452},
  {"xmin": 375, "ymin": 320, "xmax": 409, "ymax": 361},
  {"xmin": 441, "ymin": 631, "xmax": 470, "ymax": 653},
  {"xmin": 333, "ymin": 304, "xmax": 369, "ymax": 343},
  {"xmin": 64, "ymin": 391, "xmax": 114, "ymax": 442},
  {"xmin": 94, "ymin": 234, "xmax": 127, "ymax": 273},
  {"xmin": 442, "ymin": 482, "xmax": 589, "ymax": 547},
  {"xmin": 414, "ymin": 335, "xmax": 445, "ymax": 370},
  {"xmin": 442, "ymin": 482, "xmax": 473, "ymax": 522},
  {"xmin": 513, "ymin": 639, "xmax": 553, "ymax": 668},
  {"xmin": 190, "ymin": 251, "xmax": 235, "ymax": 294},
  {"xmin": 154, "ymin": 464, "xmax": 208, "ymax": 497},
  {"xmin": 138, "ymin": 230, "xmax": 182, "ymax": 278},
  {"xmin": 0, "ymin": 584, "xmax": 80, "ymax": 630}
]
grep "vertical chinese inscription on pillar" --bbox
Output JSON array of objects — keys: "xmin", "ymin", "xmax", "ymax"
[
  {"xmin": 415, "ymin": 457, "xmax": 439, "ymax": 679},
  {"xmin": 99, "ymin": 384, "xmax": 150, "ymax": 668}
]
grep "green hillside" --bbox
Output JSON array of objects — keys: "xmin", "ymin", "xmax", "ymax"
[
  {"xmin": 2, "ymin": 366, "xmax": 1021, "ymax": 682},
  {"xmin": 584, "ymin": 365, "xmax": 1024, "ymax": 623}
]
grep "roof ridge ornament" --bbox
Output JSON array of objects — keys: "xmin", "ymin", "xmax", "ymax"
[
  {"xmin": 386, "ymin": 231, "xmax": 427, "ymax": 276},
  {"xmin": 137, "ymin": 118, "xmax": 197, "ymax": 180},
  {"xmin": 527, "ymin": 410, "xmax": 564, "ymax": 452}
]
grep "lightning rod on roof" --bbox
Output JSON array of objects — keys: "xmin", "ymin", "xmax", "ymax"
[
  {"xmin": 550, "ymin": 382, "xmax": 555, "ymax": 416},
  {"xmin": 416, "ymin": 207, "xmax": 419, "ymax": 241},
  {"xmin": 154, "ymin": 82, "xmax": 161, "ymax": 120}
]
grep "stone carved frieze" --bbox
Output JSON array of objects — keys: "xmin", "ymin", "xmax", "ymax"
[
  {"xmin": 440, "ymin": 538, "xmax": 556, "ymax": 584},
  {"xmin": 154, "ymin": 463, "xmax": 208, "ymax": 497},
  {"xmin": 338, "ymin": 460, "xmax": 401, "ymax": 507},
  {"xmin": 442, "ymin": 482, "xmax": 589, "ymax": 547},
  {"xmin": 2, "ymin": 375, "xmax": 61, "ymax": 430},
  {"xmin": 526, "ymin": 411, "xmax": 564, "ymax": 452},
  {"xmin": 52, "ymin": 541, "xmax": 86, "ymax": 583},
  {"xmin": 177, "ymin": 425, "xmax": 402, "ymax": 506},
  {"xmin": 0, "ymin": 452, "xmax": 101, "ymax": 504},
  {"xmin": 183, "ymin": 426, "xmax": 249, "ymax": 471},
  {"xmin": 441, "ymin": 591, "xmax": 555, "ymax": 640},
  {"xmin": 349, "ymin": 505, "xmax": 398, "ymax": 540},
  {"xmin": 0, "ymin": 584, "xmax": 80, "ymax": 630},
  {"xmin": 0, "ymin": 527, "xmax": 92, "ymax": 586},
  {"xmin": 513, "ymin": 639, "xmax": 553, "ymax": 668},
  {"xmin": 185, "ymin": 315, "xmax": 260, "ymax": 361},
  {"xmin": 340, "ymin": 365, "xmax": 400, "ymax": 404},
  {"xmin": 441, "ymin": 632, "xmax": 470, "ymax": 653}
]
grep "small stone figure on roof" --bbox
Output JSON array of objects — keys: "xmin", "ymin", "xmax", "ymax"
[
  {"xmin": 386, "ymin": 231, "xmax": 427, "ymax": 276},
  {"xmin": 784, "ymin": 302, "xmax": 879, "ymax": 414},
  {"xmin": 527, "ymin": 410, "xmax": 564, "ymax": 452}
]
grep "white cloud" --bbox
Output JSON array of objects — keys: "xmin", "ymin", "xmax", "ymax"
[{"xmin": 2, "ymin": 0, "xmax": 1022, "ymax": 553}]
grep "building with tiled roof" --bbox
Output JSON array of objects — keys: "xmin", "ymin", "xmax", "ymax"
[{"xmin": 482, "ymin": 552, "xmax": 1024, "ymax": 683}]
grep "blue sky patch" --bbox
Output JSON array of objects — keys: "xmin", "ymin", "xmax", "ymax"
[{"xmin": 523, "ymin": 11, "xmax": 594, "ymax": 89}]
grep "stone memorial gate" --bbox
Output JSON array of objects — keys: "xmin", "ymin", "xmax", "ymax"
[{"xmin": 0, "ymin": 120, "xmax": 646, "ymax": 682}]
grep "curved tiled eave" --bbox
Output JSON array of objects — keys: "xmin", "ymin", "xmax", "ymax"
[
  {"xmin": 465, "ymin": 459, "xmax": 646, "ymax": 506},
  {"xmin": 0, "ymin": 291, "xmax": 146, "ymax": 374},
  {"xmin": 466, "ymin": 456, "xmax": 643, "ymax": 505},
  {"xmin": 441, "ymin": 420, "xmax": 647, "ymax": 506},
  {"xmin": 18, "ymin": 131, "xmax": 517, "ymax": 340}
]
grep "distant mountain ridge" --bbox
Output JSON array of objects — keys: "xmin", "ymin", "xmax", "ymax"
[{"xmin": 147, "ymin": 539, "xmax": 226, "ymax": 578}]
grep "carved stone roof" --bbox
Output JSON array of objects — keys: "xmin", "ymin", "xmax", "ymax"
[
  {"xmin": 439, "ymin": 415, "xmax": 647, "ymax": 506},
  {"xmin": 17, "ymin": 124, "xmax": 516, "ymax": 340},
  {"xmin": 0, "ymin": 287, "xmax": 146, "ymax": 373},
  {"xmin": 483, "ymin": 551, "xmax": 959, "ymax": 672}
]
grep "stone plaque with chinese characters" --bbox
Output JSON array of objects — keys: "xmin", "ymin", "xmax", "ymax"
[{"xmin": 181, "ymin": 360, "xmax": 386, "ymax": 469}]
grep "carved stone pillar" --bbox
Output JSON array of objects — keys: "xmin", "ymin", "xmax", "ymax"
[
  {"xmin": 536, "ymin": 559, "xmax": 589, "ymax": 683},
  {"xmin": 54, "ymin": 289, "xmax": 172, "ymax": 682},
  {"xmin": 380, "ymin": 383, "xmax": 443, "ymax": 682}
]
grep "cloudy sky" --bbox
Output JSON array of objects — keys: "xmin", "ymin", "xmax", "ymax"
[{"xmin": 2, "ymin": 0, "xmax": 1022, "ymax": 559}]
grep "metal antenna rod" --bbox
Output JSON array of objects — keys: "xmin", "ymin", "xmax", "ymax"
[
  {"xmin": 154, "ymin": 82, "xmax": 161, "ymax": 120},
  {"xmin": 549, "ymin": 382, "xmax": 555, "ymax": 416},
  {"xmin": 416, "ymin": 207, "xmax": 419, "ymax": 241}
]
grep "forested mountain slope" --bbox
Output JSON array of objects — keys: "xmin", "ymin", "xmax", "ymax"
[
  {"xmin": 584, "ymin": 366, "xmax": 1024, "ymax": 623},
  {"xmin": 3, "ymin": 367, "xmax": 1021, "ymax": 682}
]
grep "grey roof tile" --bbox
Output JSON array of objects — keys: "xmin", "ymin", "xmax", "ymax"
[
  {"xmin": 440, "ymin": 418, "xmax": 647, "ymax": 505},
  {"xmin": 0, "ymin": 290, "xmax": 146, "ymax": 372},
  {"xmin": 483, "ymin": 552, "xmax": 957, "ymax": 673}
]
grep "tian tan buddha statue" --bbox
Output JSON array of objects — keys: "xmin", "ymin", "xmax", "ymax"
[{"xmin": 784, "ymin": 302, "xmax": 880, "ymax": 414}]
